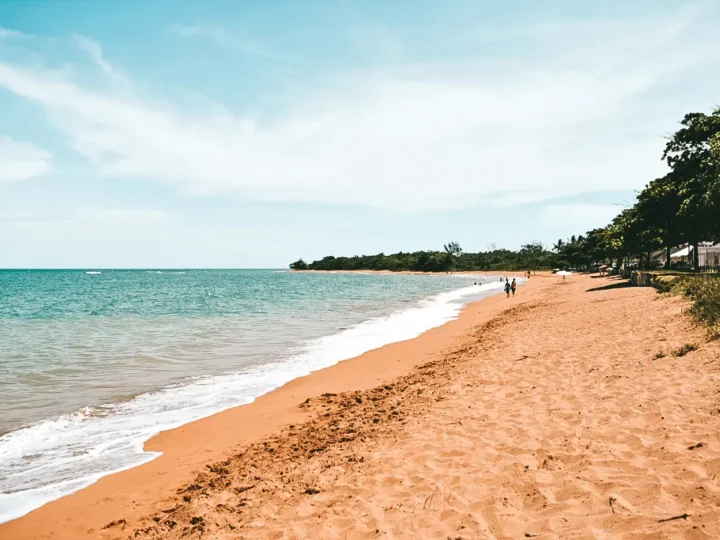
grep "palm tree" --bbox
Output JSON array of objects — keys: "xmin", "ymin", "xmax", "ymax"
[
  {"xmin": 443, "ymin": 241, "xmax": 462, "ymax": 273},
  {"xmin": 443, "ymin": 241, "xmax": 462, "ymax": 257}
]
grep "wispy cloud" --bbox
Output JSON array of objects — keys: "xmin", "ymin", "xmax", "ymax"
[
  {"xmin": 538, "ymin": 204, "xmax": 623, "ymax": 229},
  {"xmin": 73, "ymin": 34, "xmax": 127, "ymax": 83},
  {"xmin": 171, "ymin": 23, "xmax": 298, "ymax": 61},
  {"xmin": 0, "ymin": 136, "xmax": 52, "ymax": 183},
  {"xmin": 0, "ymin": 7, "xmax": 717, "ymax": 212},
  {"xmin": 0, "ymin": 207, "xmax": 175, "ymax": 267},
  {"xmin": 346, "ymin": 22, "xmax": 403, "ymax": 62},
  {"xmin": 0, "ymin": 207, "xmax": 304, "ymax": 268},
  {"xmin": 0, "ymin": 27, "xmax": 31, "ymax": 39},
  {"xmin": 1, "ymin": 207, "xmax": 173, "ymax": 231}
]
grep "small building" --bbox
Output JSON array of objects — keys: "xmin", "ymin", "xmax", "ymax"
[
  {"xmin": 669, "ymin": 243, "xmax": 720, "ymax": 267},
  {"xmin": 670, "ymin": 246, "xmax": 690, "ymax": 263},
  {"xmin": 699, "ymin": 243, "xmax": 720, "ymax": 267}
]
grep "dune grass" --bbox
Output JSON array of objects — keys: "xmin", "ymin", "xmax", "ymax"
[{"xmin": 671, "ymin": 275, "xmax": 720, "ymax": 338}]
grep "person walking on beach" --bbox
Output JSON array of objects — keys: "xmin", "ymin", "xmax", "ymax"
[
  {"xmin": 511, "ymin": 278, "xmax": 517, "ymax": 296},
  {"xmin": 504, "ymin": 280, "xmax": 511, "ymax": 298}
]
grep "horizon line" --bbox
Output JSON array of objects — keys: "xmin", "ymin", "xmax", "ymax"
[{"xmin": 0, "ymin": 267, "xmax": 289, "ymax": 271}]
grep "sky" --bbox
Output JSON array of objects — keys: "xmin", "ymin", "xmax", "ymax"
[{"xmin": 1, "ymin": 0, "xmax": 720, "ymax": 268}]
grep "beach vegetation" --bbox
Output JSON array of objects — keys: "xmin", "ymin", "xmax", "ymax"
[
  {"xmin": 443, "ymin": 241, "xmax": 462, "ymax": 271},
  {"xmin": 672, "ymin": 342, "xmax": 699, "ymax": 357},
  {"xmin": 443, "ymin": 241, "xmax": 462, "ymax": 258},
  {"xmin": 671, "ymin": 276, "xmax": 720, "ymax": 337},
  {"xmin": 289, "ymin": 259, "xmax": 309, "ymax": 270},
  {"xmin": 553, "ymin": 107, "xmax": 720, "ymax": 272},
  {"xmin": 294, "ymin": 246, "xmax": 561, "ymax": 273}
]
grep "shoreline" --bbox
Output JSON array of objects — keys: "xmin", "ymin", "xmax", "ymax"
[
  {"xmin": 0, "ymin": 272, "xmax": 502, "ymax": 523},
  {"xmin": 296, "ymin": 269, "xmax": 533, "ymax": 277},
  {"xmin": 0, "ymin": 274, "xmax": 551, "ymax": 539},
  {"xmin": 5, "ymin": 272, "xmax": 719, "ymax": 538}
]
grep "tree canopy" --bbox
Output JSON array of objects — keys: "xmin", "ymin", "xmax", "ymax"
[
  {"xmin": 550, "ymin": 108, "xmax": 720, "ymax": 271},
  {"xmin": 295, "ymin": 242, "xmax": 560, "ymax": 273}
]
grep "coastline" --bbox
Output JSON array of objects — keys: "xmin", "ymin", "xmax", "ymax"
[
  {"xmin": 296, "ymin": 269, "xmax": 533, "ymax": 277},
  {"xmin": 0, "ymin": 273, "xmax": 549, "ymax": 539},
  {"xmin": 4, "ymin": 272, "xmax": 720, "ymax": 538}
]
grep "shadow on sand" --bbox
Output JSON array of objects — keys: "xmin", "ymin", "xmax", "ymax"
[{"xmin": 586, "ymin": 279, "xmax": 633, "ymax": 292}]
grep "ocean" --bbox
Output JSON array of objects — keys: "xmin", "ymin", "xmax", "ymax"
[{"xmin": 0, "ymin": 269, "xmax": 505, "ymax": 523}]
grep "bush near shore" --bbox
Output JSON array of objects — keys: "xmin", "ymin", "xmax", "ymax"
[{"xmin": 671, "ymin": 275, "xmax": 720, "ymax": 338}]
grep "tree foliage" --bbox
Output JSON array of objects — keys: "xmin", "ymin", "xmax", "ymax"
[
  {"xmin": 289, "ymin": 259, "xmax": 309, "ymax": 270},
  {"xmin": 555, "ymin": 108, "xmax": 720, "ymax": 270},
  {"xmin": 295, "ymin": 243, "xmax": 559, "ymax": 272}
]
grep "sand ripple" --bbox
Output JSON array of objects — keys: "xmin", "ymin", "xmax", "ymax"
[{"xmin": 60, "ymin": 277, "xmax": 720, "ymax": 538}]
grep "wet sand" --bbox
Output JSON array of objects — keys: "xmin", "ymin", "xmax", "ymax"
[{"xmin": 3, "ymin": 274, "xmax": 720, "ymax": 539}]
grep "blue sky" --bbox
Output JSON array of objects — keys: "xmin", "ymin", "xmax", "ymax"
[{"xmin": 1, "ymin": 0, "xmax": 720, "ymax": 268}]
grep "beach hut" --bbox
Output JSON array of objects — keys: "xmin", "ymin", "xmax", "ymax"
[{"xmin": 670, "ymin": 246, "xmax": 691, "ymax": 264}]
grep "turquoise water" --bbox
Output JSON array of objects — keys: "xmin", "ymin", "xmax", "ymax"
[{"xmin": 0, "ymin": 269, "xmax": 504, "ymax": 523}]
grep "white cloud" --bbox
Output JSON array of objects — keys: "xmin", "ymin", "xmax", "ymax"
[
  {"xmin": 0, "ymin": 8, "xmax": 717, "ymax": 212},
  {"xmin": 0, "ymin": 208, "xmax": 308, "ymax": 268},
  {"xmin": 0, "ymin": 136, "xmax": 52, "ymax": 183},
  {"xmin": 345, "ymin": 22, "xmax": 403, "ymax": 61},
  {"xmin": 0, "ymin": 27, "xmax": 30, "ymax": 39},
  {"xmin": 539, "ymin": 204, "xmax": 623, "ymax": 229},
  {"xmin": 0, "ymin": 207, "xmax": 174, "ymax": 268},
  {"xmin": 1, "ymin": 207, "xmax": 174, "ymax": 242},
  {"xmin": 72, "ymin": 34, "xmax": 127, "ymax": 83},
  {"xmin": 171, "ymin": 24, "xmax": 297, "ymax": 61},
  {"xmin": 73, "ymin": 207, "xmax": 173, "ymax": 227}
]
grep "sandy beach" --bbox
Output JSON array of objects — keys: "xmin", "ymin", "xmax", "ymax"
[{"xmin": 3, "ymin": 273, "xmax": 720, "ymax": 539}]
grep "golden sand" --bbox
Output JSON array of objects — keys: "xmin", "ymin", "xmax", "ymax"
[{"xmin": 3, "ymin": 274, "xmax": 719, "ymax": 539}]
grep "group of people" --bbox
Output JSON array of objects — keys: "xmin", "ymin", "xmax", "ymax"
[
  {"xmin": 502, "ymin": 277, "xmax": 517, "ymax": 298},
  {"xmin": 474, "ymin": 275, "xmax": 520, "ymax": 298}
]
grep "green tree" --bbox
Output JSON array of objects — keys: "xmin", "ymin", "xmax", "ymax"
[
  {"xmin": 443, "ymin": 241, "xmax": 462, "ymax": 257},
  {"xmin": 442, "ymin": 241, "xmax": 462, "ymax": 272},
  {"xmin": 635, "ymin": 175, "xmax": 684, "ymax": 268},
  {"xmin": 662, "ymin": 109, "xmax": 720, "ymax": 267},
  {"xmin": 289, "ymin": 259, "xmax": 309, "ymax": 270},
  {"xmin": 707, "ymin": 131, "xmax": 720, "ymax": 241},
  {"xmin": 520, "ymin": 241, "xmax": 550, "ymax": 270}
]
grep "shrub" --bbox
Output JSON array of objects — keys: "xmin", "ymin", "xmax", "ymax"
[
  {"xmin": 671, "ymin": 276, "xmax": 720, "ymax": 337},
  {"xmin": 673, "ymin": 343, "xmax": 698, "ymax": 357}
]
